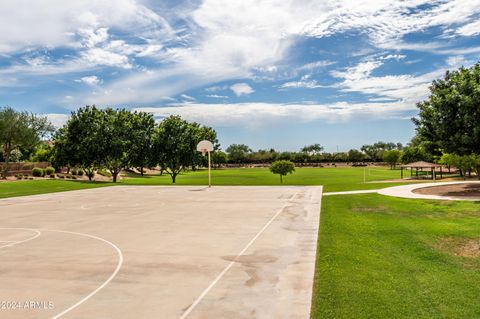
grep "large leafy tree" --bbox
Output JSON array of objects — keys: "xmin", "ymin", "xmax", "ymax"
[
  {"xmin": 128, "ymin": 111, "xmax": 155, "ymax": 176},
  {"xmin": 153, "ymin": 115, "xmax": 217, "ymax": 183},
  {"xmin": 414, "ymin": 63, "xmax": 480, "ymax": 155},
  {"xmin": 101, "ymin": 108, "xmax": 137, "ymax": 183},
  {"xmin": 0, "ymin": 107, "xmax": 53, "ymax": 178},
  {"xmin": 53, "ymin": 106, "xmax": 105, "ymax": 180}
]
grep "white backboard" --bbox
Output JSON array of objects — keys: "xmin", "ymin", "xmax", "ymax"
[{"xmin": 197, "ymin": 140, "xmax": 214, "ymax": 153}]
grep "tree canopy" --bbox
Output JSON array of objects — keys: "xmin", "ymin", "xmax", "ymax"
[
  {"xmin": 0, "ymin": 107, "xmax": 53, "ymax": 178},
  {"xmin": 414, "ymin": 63, "xmax": 480, "ymax": 156},
  {"xmin": 270, "ymin": 160, "xmax": 295, "ymax": 184},
  {"xmin": 226, "ymin": 144, "xmax": 252, "ymax": 163},
  {"xmin": 153, "ymin": 115, "xmax": 218, "ymax": 183}
]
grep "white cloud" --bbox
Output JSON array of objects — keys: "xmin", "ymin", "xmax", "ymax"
[
  {"xmin": 134, "ymin": 100, "xmax": 415, "ymax": 128},
  {"xmin": 1, "ymin": 0, "xmax": 479, "ymax": 105},
  {"xmin": 45, "ymin": 113, "xmax": 69, "ymax": 127},
  {"xmin": 230, "ymin": 83, "xmax": 254, "ymax": 96},
  {"xmin": 76, "ymin": 75, "xmax": 101, "ymax": 86},
  {"xmin": 0, "ymin": 0, "xmax": 174, "ymax": 54},
  {"xmin": 457, "ymin": 20, "xmax": 480, "ymax": 36},
  {"xmin": 81, "ymin": 48, "xmax": 132, "ymax": 69},
  {"xmin": 330, "ymin": 58, "xmax": 449, "ymax": 104}
]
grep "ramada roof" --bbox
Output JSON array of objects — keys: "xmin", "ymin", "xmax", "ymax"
[{"xmin": 399, "ymin": 161, "xmax": 443, "ymax": 168}]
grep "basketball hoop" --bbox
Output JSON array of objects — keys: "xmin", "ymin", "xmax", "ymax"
[{"xmin": 196, "ymin": 140, "xmax": 214, "ymax": 187}]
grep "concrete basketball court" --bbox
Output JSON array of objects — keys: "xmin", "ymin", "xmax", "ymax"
[{"xmin": 0, "ymin": 186, "xmax": 322, "ymax": 318}]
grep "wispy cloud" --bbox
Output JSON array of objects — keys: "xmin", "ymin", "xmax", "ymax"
[{"xmin": 279, "ymin": 75, "xmax": 327, "ymax": 89}]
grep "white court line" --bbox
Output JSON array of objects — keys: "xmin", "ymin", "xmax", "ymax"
[
  {"xmin": 0, "ymin": 227, "xmax": 123, "ymax": 319},
  {"xmin": 0, "ymin": 228, "xmax": 41, "ymax": 249},
  {"xmin": 178, "ymin": 191, "xmax": 301, "ymax": 319},
  {"xmin": 43, "ymin": 229, "xmax": 124, "ymax": 319}
]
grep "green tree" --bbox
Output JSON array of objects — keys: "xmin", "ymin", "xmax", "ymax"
[
  {"xmin": 348, "ymin": 149, "xmax": 365, "ymax": 162},
  {"xmin": 361, "ymin": 141, "xmax": 402, "ymax": 161},
  {"xmin": 383, "ymin": 150, "xmax": 402, "ymax": 169},
  {"xmin": 277, "ymin": 151, "xmax": 293, "ymax": 161},
  {"xmin": 270, "ymin": 160, "xmax": 295, "ymax": 184},
  {"xmin": 153, "ymin": 115, "xmax": 214, "ymax": 183},
  {"xmin": 101, "ymin": 108, "xmax": 136, "ymax": 183},
  {"xmin": 301, "ymin": 144, "xmax": 324, "ymax": 155},
  {"xmin": 53, "ymin": 106, "xmax": 104, "ymax": 181},
  {"xmin": 400, "ymin": 146, "xmax": 432, "ymax": 164},
  {"xmin": 31, "ymin": 143, "xmax": 53, "ymax": 162},
  {"xmin": 414, "ymin": 63, "xmax": 480, "ymax": 156},
  {"xmin": 127, "ymin": 111, "xmax": 155, "ymax": 176},
  {"xmin": 226, "ymin": 144, "xmax": 251, "ymax": 163},
  {"xmin": 212, "ymin": 151, "xmax": 227, "ymax": 168},
  {"xmin": 0, "ymin": 107, "xmax": 53, "ymax": 178},
  {"xmin": 439, "ymin": 153, "xmax": 456, "ymax": 173}
]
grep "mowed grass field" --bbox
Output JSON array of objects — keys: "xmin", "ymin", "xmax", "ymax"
[
  {"xmin": 0, "ymin": 166, "xmax": 410, "ymax": 199},
  {"xmin": 123, "ymin": 167, "xmax": 409, "ymax": 192},
  {"xmin": 312, "ymin": 194, "xmax": 480, "ymax": 318},
  {"xmin": 0, "ymin": 180, "xmax": 112, "ymax": 199}
]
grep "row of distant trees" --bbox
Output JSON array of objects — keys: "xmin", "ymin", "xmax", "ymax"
[{"xmin": 216, "ymin": 142, "xmax": 432, "ymax": 168}]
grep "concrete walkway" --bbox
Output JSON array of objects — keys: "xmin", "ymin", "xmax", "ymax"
[
  {"xmin": 323, "ymin": 189, "xmax": 380, "ymax": 196},
  {"xmin": 378, "ymin": 181, "xmax": 480, "ymax": 201}
]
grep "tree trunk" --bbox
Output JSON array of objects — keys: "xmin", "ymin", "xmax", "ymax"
[
  {"xmin": 171, "ymin": 172, "xmax": 177, "ymax": 184},
  {"xmin": 140, "ymin": 166, "xmax": 144, "ymax": 176},
  {"xmin": 280, "ymin": 175, "xmax": 283, "ymax": 184},
  {"xmin": 112, "ymin": 171, "xmax": 118, "ymax": 183}
]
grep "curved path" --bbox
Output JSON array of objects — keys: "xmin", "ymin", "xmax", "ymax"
[{"xmin": 378, "ymin": 181, "xmax": 480, "ymax": 201}]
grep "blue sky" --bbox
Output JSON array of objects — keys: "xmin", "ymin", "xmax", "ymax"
[{"xmin": 1, "ymin": 0, "xmax": 479, "ymax": 152}]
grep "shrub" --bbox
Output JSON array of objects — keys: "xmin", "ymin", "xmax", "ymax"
[
  {"xmin": 23, "ymin": 175, "xmax": 29, "ymax": 179},
  {"xmin": 45, "ymin": 167, "xmax": 55, "ymax": 175},
  {"xmin": 70, "ymin": 168, "xmax": 78, "ymax": 175},
  {"xmin": 49, "ymin": 174, "xmax": 55, "ymax": 178},
  {"xmin": 71, "ymin": 175, "xmax": 77, "ymax": 180},
  {"xmin": 97, "ymin": 168, "xmax": 112, "ymax": 177},
  {"xmin": 58, "ymin": 175, "xmax": 65, "ymax": 179},
  {"xmin": 28, "ymin": 177, "xmax": 34, "ymax": 180},
  {"xmin": 77, "ymin": 169, "xmax": 84, "ymax": 176},
  {"xmin": 32, "ymin": 167, "xmax": 44, "ymax": 177},
  {"xmin": 15, "ymin": 173, "xmax": 23, "ymax": 179},
  {"xmin": 65, "ymin": 175, "xmax": 72, "ymax": 179}
]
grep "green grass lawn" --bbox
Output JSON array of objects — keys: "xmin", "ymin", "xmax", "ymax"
[
  {"xmin": 0, "ymin": 167, "xmax": 420, "ymax": 199},
  {"xmin": 0, "ymin": 179, "xmax": 111, "ymax": 199},
  {"xmin": 312, "ymin": 194, "xmax": 480, "ymax": 319},
  {"xmin": 122, "ymin": 166, "xmax": 411, "ymax": 192}
]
